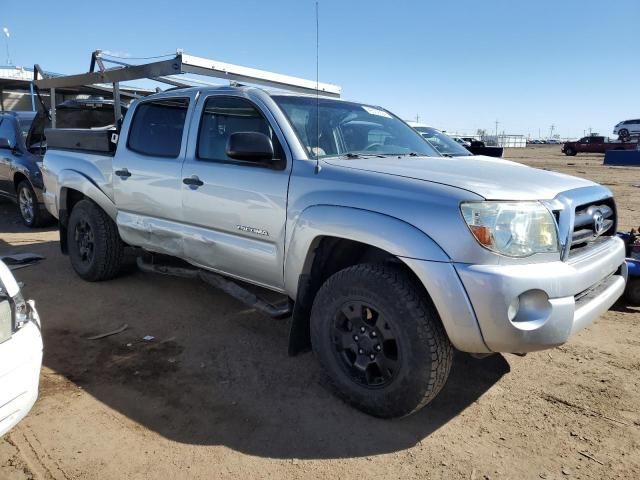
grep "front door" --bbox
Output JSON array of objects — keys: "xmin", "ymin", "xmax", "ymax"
[
  {"xmin": 0, "ymin": 116, "xmax": 18, "ymax": 198},
  {"xmin": 180, "ymin": 94, "xmax": 292, "ymax": 291},
  {"xmin": 112, "ymin": 95, "xmax": 194, "ymax": 257}
]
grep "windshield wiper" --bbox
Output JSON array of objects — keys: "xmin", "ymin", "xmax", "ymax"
[
  {"xmin": 341, "ymin": 152, "xmax": 387, "ymax": 159},
  {"xmin": 383, "ymin": 152, "xmax": 423, "ymax": 157}
]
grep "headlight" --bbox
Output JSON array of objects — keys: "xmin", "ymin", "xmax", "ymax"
[{"xmin": 461, "ymin": 201, "xmax": 559, "ymax": 257}]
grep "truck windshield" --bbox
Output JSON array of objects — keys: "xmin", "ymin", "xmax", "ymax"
[
  {"xmin": 412, "ymin": 126, "xmax": 472, "ymax": 157},
  {"xmin": 272, "ymin": 95, "xmax": 440, "ymax": 158}
]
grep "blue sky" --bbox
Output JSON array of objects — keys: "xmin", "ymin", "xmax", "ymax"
[{"xmin": 3, "ymin": 0, "xmax": 639, "ymax": 138}]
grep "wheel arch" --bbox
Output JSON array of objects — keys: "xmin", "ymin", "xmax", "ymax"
[
  {"xmin": 56, "ymin": 170, "xmax": 117, "ymax": 254},
  {"xmin": 12, "ymin": 171, "xmax": 30, "ymax": 191},
  {"xmin": 284, "ymin": 205, "xmax": 451, "ymax": 355}
]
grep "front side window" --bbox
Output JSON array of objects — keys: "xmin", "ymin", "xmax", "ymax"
[
  {"xmin": 128, "ymin": 98, "xmax": 189, "ymax": 157},
  {"xmin": 0, "ymin": 117, "xmax": 16, "ymax": 147},
  {"xmin": 197, "ymin": 96, "xmax": 282, "ymax": 164},
  {"xmin": 272, "ymin": 96, "xmax": 440, "ymax": 158}
]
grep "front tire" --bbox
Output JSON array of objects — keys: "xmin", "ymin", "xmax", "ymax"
[
  {"xmin": 310, "ymin": 263, "xmax": 453, "ymax": 418},
  {"xmin": 67, "ymin": 199, "xmax": 124, "ymax": 281},
  {"xmin": 564, "ymin": 146, "xmax": 577, "ymax": 156},
  {"xmin": 625, "ymin": 277, "xmax": 640, "ymax": 306}
]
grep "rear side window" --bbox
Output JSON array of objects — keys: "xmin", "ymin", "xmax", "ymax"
[
  {"xmin": 128, "ymin": 98, "xmax": 189, "ymax": 157},
  {"xmin": 197, "ymin": 96, "xmax": 283, "ymax": 164}
]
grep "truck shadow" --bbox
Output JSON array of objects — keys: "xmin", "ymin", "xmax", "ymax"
[
  {"xmin": 43, "ymin": 323, "xmax": 509, "ymax": 459},
  {"xmin": 2, "ymin": 210, "xmax": 510, "ymax": 460}
]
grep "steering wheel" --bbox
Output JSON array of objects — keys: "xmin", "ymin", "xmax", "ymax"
[{"xmin": 365, "ymin": 143, "xmax": 385, "ymax": 151}]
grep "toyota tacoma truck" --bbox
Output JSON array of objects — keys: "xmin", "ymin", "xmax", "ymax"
[{"xmin": 41, "ymin": 85, "xmax": 627, "ymax": 418}]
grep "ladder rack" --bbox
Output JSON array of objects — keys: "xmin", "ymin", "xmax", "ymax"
[{"xmin": 33, "ymin": 49, "xmax": 341, "ymax": 127}]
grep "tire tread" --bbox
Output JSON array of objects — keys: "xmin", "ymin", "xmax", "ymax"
[
  {"xmin": 311, "ymin": 263, "xmax": 453, "ymax": 417},
  {"xmin": 68, "ymin": 199, "xmax": 124, "ymax": 281}
]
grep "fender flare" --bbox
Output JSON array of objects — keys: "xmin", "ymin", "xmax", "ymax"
[
  {"xmin": 283, "ymin": 205, "xmax": 449, "ymax": 297},
  {"xmin": 56, "ymin": 170, "xmax": 117, "ymax": 254},
  {"xmin": 57, "ymin": 169, "xmax": 117, "ymax": 225}
]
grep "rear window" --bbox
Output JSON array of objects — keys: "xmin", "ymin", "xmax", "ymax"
[{"xmin": 127, "ymin": 98, "xmax": 189, "ymax": 157}]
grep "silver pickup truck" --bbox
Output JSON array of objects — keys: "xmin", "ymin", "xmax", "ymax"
[{"xmin": 41, "ymin": 85, "xmax": 627, "ymax": 418}]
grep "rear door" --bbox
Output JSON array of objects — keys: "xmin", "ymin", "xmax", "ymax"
[
  {"xmin": 112, "ymin": 94, "xmax": 195, "ymax": 256},
  {"xmin": 179, "ymin": 93, "xmax": 292, "ymax": 290},
  {"xmin": 577, "ymin": 137, "xmax": 589, "ymax": 153}
]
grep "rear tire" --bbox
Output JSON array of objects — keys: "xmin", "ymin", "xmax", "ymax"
[
  {"xmin": 310, "ymin": 263, "xmax": 453, "ymax": 418},
  {"xmin": 16, "ymin": 180, "xmax": 52, "ymax": 228},
  {"xmin": 564, "ymin": 147, "xmax": 577, "ymax": 156},
  {"xmin": 619, "ymin": 129, "xmax": 630, "ymax": 141},
  {"xmin": 67, "ymin": 199, "xmax": 124, "ymax": 281}
]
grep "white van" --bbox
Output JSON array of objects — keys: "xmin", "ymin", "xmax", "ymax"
[{"xmin": 0, "ymin": 260, "xmax": 43, "ymax": 437}]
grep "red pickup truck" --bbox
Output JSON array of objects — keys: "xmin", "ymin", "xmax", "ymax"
[{"xmin": 562, "ymin": 136, "xmax": 637, "ymax": 156}]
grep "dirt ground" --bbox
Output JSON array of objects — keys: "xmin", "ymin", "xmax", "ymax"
[{"xmin": 1, "ymin": 145, "xmax": 639, "ymax": 480}]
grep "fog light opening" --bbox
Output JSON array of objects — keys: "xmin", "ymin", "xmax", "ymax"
[{"xmin": 509, "ymin": 289, "xmax": 552, "ymax": 331}]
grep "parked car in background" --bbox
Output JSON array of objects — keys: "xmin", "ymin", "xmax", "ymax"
[
  {"xmin": 562, "ymin": 136, "xmax": 637, "ymax": 156},
  {"xmin": 613, "ymin": 119, "xmax": 640, "ymax": 139},
  {"xmin": 0, "ymin": 111, "xmax": 52, "ymax": 227},
  {"xmin": 460, "ymin": 136, "xmax": 486, "ymax": 147},
  {"xmin": 406, "ymin": 122, "xmax": 473, "ymax": 157},
  {"xmin": 0, "ymin": 260, "xmax": 43, "ymax": 437},
  {"xmin": 452, "ymin": 136, "xmax": 471, "ymax": 147}
]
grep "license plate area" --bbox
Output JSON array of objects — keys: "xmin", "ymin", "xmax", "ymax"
[{"xmin": 0, "ymin": 299, "xmax": 12, "ymax": 344}]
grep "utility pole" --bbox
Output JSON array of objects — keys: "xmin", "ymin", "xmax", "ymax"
[
  {"xmin": 588, "ymin": 126, "xmax": 592, "ymax": 136},
  {"xmin": 415, "ymin": 113, "xmax": 419, "ymax": 123},
  {"xmin": 2, "ymin": 27, "xmax": 11, "ymax": 66},
  {"xmin": 550, "ymin": 124, "xmax": 555, "ymax": 139},
  {"xmin": 495, "ymin": 120, "xmax": 499, "ymax": 144}
]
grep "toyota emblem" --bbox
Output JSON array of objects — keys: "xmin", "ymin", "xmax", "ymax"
[{"xmin": 593, "ymin": 211, "xmax": 605, "ymax": 235}]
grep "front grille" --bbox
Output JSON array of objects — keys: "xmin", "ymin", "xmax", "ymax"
[{"xmin": 569, "ymin": 198, "xmax": 616, "ymax": 253}]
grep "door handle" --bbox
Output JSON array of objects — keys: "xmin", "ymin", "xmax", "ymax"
[
  {"xmin": 183, "ymin": 176, "xmax": 204, "ymax": 188},
  {"xmin": 115, "ymin": 168, "xmax": 131, "ymax": 178}
]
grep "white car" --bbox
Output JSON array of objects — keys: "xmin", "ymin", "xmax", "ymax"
[
  {"xmin": 406, "ymin": 122, "xmax": 474, "ymax": 157},
  {"xmin": 0, "ymin": 260, "xmax": 43, "ymax": 437},
  {"xmin": 613, "ymin": 119, "xmax": 640, "ymax": 138}
]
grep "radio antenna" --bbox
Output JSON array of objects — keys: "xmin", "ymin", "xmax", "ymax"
[{"xmin": 314, "ymin": 0, "xmax": 321, "ymax": 174}]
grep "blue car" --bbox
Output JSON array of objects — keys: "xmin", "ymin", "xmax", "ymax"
[{"xmin": 0, "ymin": 111, "xmax": 52, "ymax": 227}]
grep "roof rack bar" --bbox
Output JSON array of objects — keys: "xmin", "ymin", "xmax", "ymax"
[
  {"xmin": 180, "ymin": 54, "xmax": 341, "ymax": 98},
  {"xmin": 34, "ymin": 50, "xmax": 341, "ymax": 98},
  {"xmin": 33, "ymin": 56, "xmax": 182, "ymax": 89}
]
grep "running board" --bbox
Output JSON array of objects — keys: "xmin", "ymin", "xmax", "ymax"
[{"xmin": 136, "ymin": 257, "xmax": 292, "ymax": 319}]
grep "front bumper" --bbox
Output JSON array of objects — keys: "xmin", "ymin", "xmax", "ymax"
[
  {"xmin": 0, "ymin": 305, "xmax": 43, "ymax": 437},
  {"xmin": 455, "ymin": 237, "xmax": 626, "ymax": 352}
]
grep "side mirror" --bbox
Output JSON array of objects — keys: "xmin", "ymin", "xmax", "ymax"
[
  {"xmin": 0, "ymin": 138, "xmax": 12, "ymax": 150},
  {"xmin": 226, "ymin": 132, "xmax": 275, "ymax": 163}
]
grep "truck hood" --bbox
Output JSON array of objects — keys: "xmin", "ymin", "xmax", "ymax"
[{"xmin": 324, "ymin": 155, "xmax": 595, "ymax": 200}]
